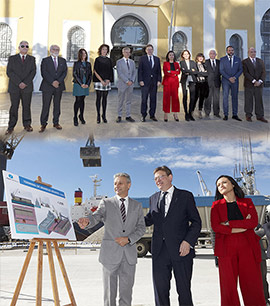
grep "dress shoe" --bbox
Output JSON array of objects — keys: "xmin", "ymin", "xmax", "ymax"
[
  {"xmin": 246, "ymin": 116, "xmax": 252, "ymax": 122},
  {"xmin": 53, "ymin": 123, "xmax": 62, "ymax": 130},
  {"xmin": 116, "ymin": 116, "xmax": 121, "ymax": 123},
  {"xmin": 74, "ymin": 117, "xmax": 78, "ymax": 126},
  {"xmin": 185, "ymin": 114, "xmax": 190, "ymax": 121},
  {"xmin": 150, "ymin": 116, "xmax": 158, "ymax": 121},
  {"xmin": 24, "ymin": 125, "xmax": 33, "ymax": 132},
  {"xmin": 223, "ymin": 115, "xmax": 228, "ymax": 121},
  {"xmin": 97, "ymin": 115, "xmax": 100, "ymax": 124},
  {"xmin": 126, "ymin": 116, "xmax": 135, "ymax": 122},
  {"xmin": 164, "ymin": 119, "xmax": 168, "ymax": 122},
  {"xmin": 257, "ymin": 117, "xmax": 268, "ymax": 123},
  {"xmin": 5, "ymin": 128, "xmax": 14, "ymax": 135},
  {"xmin": 79, "ymin": 114, "xmax": 86, "ymax": 124},
  {"xmin": 189, "ymin": 114, "xmax": 195, "ymax": 121},
  {"xmin": 39, "ymin": 125, "xmax": 47, "ymax": 133},
  {"xmin": 141, "ymin": 116, "xmax": 146, "ymax": 122},
  {"xmin": 232, "ymin": 115, "xmax": 242, "ymax": 121}
]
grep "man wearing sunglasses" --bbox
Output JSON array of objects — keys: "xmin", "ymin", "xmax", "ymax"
[
  {"xmin": 6, "ymin": 41, "xmax": 36, "ymax": 134},
  {"xmin": 145, "ymin": 166, "xmax": 201, "ymax": 306}
]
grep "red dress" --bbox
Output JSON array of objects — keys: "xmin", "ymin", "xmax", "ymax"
[
  {"xmin": 162, "ymin": 61, "xmax": 180, "ymax": 113},
  {"xmin": 211, "ymin": 197, "xmax": 265, "ymax": 306}
]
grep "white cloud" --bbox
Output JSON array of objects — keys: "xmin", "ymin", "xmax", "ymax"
[{"xmin": 108, "ymin": 146, "xmax": 121, "ymax": 155}]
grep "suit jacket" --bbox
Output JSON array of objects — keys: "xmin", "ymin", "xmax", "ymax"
[
  {"xmin": 6, "ymin": 54, "xmax": 36, "ymax": 93},
  {"xmin": 179, "ymin": 60, "xmax": 198, "ymax": 84},
  {"xmin": 86, "ymin": 196, "xmax": 146, "ymax": 265},
  {"xmin": 145, "ymin": 187, "xmax": 202, "ymax": 261},
  {"xmin": 162, "ymin": 61, "xmax": 180, "ymax": 86},
  {"xmin": 242, "ymin": 57, "xmax": 266, "ymax": 88},
  {"xmin": 116, "ymin": 57, "xmax": 136, "ymax": 90},
  {"xmin": 138, "ymin": 54, "xmax": 162, "ymax": 86},
  {"xmin": 220, "ymin": 55, "xmax": 243, "ymax": 83},
  {"xmin": 39, "ymin": 56, "xmax": 67, "ymax": 91},
  {"xmin": 205, "ymin": 59, "xmax": 221, "ymax": 88},
  {"xmin": 211, "ymin": 197, "xmax": 261, "ymax": 262}
]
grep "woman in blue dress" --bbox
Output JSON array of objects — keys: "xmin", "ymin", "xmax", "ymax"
[{"xmin": 72, "ymin": 48, "xmax": 92, "ymax": 126}]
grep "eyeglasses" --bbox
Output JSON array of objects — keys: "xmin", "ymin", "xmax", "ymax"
[
  {"xmin": 154, "ymin": 175, "xmax": 167, "ymax": 182},
  {"xmin": 20, "ymin": 45, "xmax": 29, "ymax": 48}
]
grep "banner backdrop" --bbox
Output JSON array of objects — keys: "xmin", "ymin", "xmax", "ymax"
[{"xmin": 3, "ymin": 170, "xmax": 76, "ymax": 240}]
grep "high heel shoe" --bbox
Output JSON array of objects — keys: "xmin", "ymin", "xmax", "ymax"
[
  {"xmin": 102, "ymin": 115, "xmax": 107, "ymax": 123},
  {"xmin": 97, "ymin": 115, "xmax": 101, "ymax": 124},
  {"xmin": 73, "ymin": 117, "xmax": 78, "ymax": 126},
  {"xmin": 79, "ymin": 114, "xmax": 86, "ymax": 124},
  {"xmin": 164, "ymin": 119, "xmax": 168, "ymax": 122},
  {"xmin": 173, "ymin": 115, "xmax": 179, "ymax": 122}
]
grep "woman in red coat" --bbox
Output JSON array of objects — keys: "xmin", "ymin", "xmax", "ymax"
[
  {"xmin": 211, "ymin": 175, "xmax": 265, "ymax": 306},
  {"xmin": 162, "ymin": 51, "xmax": 180, "ymax": 121}
]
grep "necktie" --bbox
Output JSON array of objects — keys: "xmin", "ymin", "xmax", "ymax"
[
  {"xmin": 212, "ymin": 60, "xmax": 215, "ymax": 70},
  {"xmin": 22, "ymin": 55, "xmax": 25, "ymax": 63},
  {"xmin": 229, "ymin": 57, "xmax": 232, "ymax": 68},
  {"xmin": 126, "ymin": 59, "xmax": 130, "ymax": 70},
  {"xmin": 120, "ymin": 198, "xmax": 126, "ymax": 222},
  {"xmin": 252, "ymin": 58, "xmax": 256, "ymax": 67},
  {"xmin": 54, "ymin": 57, "xmax": 57, "ymax": 70},
  {"xmin": 149, "ymin": 56, "xmax": 153, "ymax": 68},
  {"xmin": 159, "ymin": 191, "xmax": 168, "ymax": 217}
]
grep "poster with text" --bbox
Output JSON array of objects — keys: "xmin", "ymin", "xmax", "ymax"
[{"xmin": 3, "ymin": 170, "xmax": 76, "ymax": 240}]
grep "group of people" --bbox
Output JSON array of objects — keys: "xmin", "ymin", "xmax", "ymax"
[
  {"xmin": 5, "ymin": 41, "xmax": 268, "ymax": 135},
  {"xmin": 78, "ymin": 166, "xmax": 267, "ymax": 306}
]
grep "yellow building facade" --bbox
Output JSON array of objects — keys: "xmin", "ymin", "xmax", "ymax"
[{"xmin": 0, "ymin": 0, "xmax": 269, "ymax": 92}]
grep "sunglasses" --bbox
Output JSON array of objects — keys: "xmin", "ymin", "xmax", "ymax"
[{"xmin": 20, "ymin": 45, "xmax": 29, "ymax": 48}]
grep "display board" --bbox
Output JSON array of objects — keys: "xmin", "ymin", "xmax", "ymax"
[{"xmin": 3, "ymin": 170, "xmax": 76, "ymax": 240}]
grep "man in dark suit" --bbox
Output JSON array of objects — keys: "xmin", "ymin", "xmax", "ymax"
[
  {"xmin": 39, "ymin": 44, "xmax": 67, "ymax": 132},
  {"xmin": 138, "ymin": 44, "xmax": 161, "ymax": 122},
  {"xmin": 5, "ymin": 40, "xmax": 36, "ymax": 134},
  {"xmin": 78, "ymin": 172, "xmax": 145, "ymax": 306},
  {"xmin": 204, "ymin": 49, "xmax": 221, "ymax": 118},
  {"xmin": 220, "ymin": 45, "xmax": 243, "ymax": 121},
  {"xmin": 145, "ymin": 166, "xmax": 201, "ymax": 306},
  {"xmin": 242, "ymin": 47, "xmax": 268, "ymax": 123}
]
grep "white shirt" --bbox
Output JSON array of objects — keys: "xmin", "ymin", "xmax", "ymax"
[
  {"xmin": 20, "ymin": 54, "xmax": 27, "ymax": 60},
  {"xmin": 148, "ymin": 55, "xmax": 154, "ymax": 68},
  {"xmin": 116, "ymin": 195, "xmax": 129, "ymax": 214},
  {"xmin": 227, "ymin": 55, "xmax": 234, "ymax": 67},
  {"xmin": 159, "ymin": 185, "xmax": 174, "ymax": 217}
]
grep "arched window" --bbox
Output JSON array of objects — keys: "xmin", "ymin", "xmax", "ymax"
[
  {"xmin": 172, "ymin": 31, "xmax": 187, "ymax": 61},
  {"xmin": 111, "ymin": 16, "xmax": 149, "ymax": 46},
  {"xmin": 0, "ymin": 23, "xmax": 12, "ymax": 61},
  {"xmin": 261, "ymin": 9, "xmax": 270, "ymax": 87},
  {"xmin": 229, "ymin": 34, "xmax": 243, "ymax": 59},
  {"xmin": 67, "ymin": 26, "xmax": 85, "ymax": 62}
]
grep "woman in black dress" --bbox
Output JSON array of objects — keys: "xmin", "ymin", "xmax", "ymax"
[{"xmin": 93, "ymin": 44, "xmax": 114, "ymax": 123}]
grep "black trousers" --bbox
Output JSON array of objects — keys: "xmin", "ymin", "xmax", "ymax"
[
  {"xmin": 74, "ymin": 96, "xmax": 85, "ymax": 119},
  {"xmin": 140, "ymin": 79, "xmax": 158, "ymax": 117},
  {"xmin": 96, "ymin": 90, "xmax": 108, "ymax": 118},
  {"xmin": 181, "ymin": 82, "xmax": 196, "ymax": 115},
  {"xmin": 8, "ymin": 91, "xmax": 32, "ymax": 129},
  {"xmin": 153, "ymin": 241, "xmax": 194, "ymax": 306},
  {"xmin": 244, "ymin": 86, "xmax": 264, "ymax": 118},
  {"xmin": 195, "ymin": 82, "xmax": 209, "ymax": 111},
  {"xmin": 40, "ymin": 89, "xmax": 63, "ymax": 125}
]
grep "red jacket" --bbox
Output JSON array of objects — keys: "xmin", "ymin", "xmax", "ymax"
[
  {"xmin": 211, "ymin": 197, "xmax": 261, "ymax": 262},
  {"xmin": 162, "ymin": 61, "xmax": 180, "ymax": 86}
]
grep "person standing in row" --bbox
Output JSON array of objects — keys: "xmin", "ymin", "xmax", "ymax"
[
  {"xmin": 116, "ymin": 47, "xmax": 136, "ymax": 123},
  {"xmin": 211, "ymin": 175, "xmax": 265, "ymax": 306},
  {"xmin": 6, "ymin": 40, "xmax": 36, "ymax": 134},
  {"xmin": 138, "ymin": 44, "xmax": 161, "ymax": 122},
  {"xmin": 204, "ymin": 49, "xmax": 221, "ymax": 119},
  {"xmin": 220, "ymin": 46, "xmax": 243, "ymax": 121},
  {"xmin": 180, "ymin": 50, "xmax": 198, "ymax": 121},
  {"xmin": 195, "ymin": 53, "xmax": 208, "ymax": 119},
  {"xmin": 162, "ymin": 51, "xmax": 180, "ymax": 122},
  {"xmin": 242, "ymin": 47, "xmax": 268, "ymax": 123},
  {"xmin": 39, "ymin": 45, "xmax": 67, "ymax": 132},
  {"xmin": 93, "ymin": 44, "xmax": 113, "ymax": 124},
  {"xmin": 72, "ymin": 48, "xmax": 92, "ymax": 126}
]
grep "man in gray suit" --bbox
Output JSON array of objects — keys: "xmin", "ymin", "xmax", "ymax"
[
  {"xmin": 5, "ymin": 40, "xmax": 36, "ymax": 134},
  {"xmin": 78, "ymin": 173, "xmax": 145, "ymax": 306},
  {"xmin": 116, "ymin": 47, "xmax": 136, "ymax": 123}
]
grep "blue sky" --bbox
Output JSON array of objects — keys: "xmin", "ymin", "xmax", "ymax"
[{"xmin": 5, "ymin": 137, "xmax": 270, "ymax": 206}]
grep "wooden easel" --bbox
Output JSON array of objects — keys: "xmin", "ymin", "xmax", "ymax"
[{"xmin": 10, "ymin": 238, "xmax": 77, "ymax": 306}]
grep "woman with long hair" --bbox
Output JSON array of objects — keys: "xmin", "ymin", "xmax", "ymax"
[
  {"xmin": 162, "ymin": 51, "xmax": 180, "ymax": 122},
  {"xmin": 72, "ymin": 48, "xmax": 92, "ymax": 126},
  {"xmin": 93, "ymin": 44, "xmax": 113, "ymax": 123},
  {"xmin": 211, "ymin": 175, "xmax": 265, "ymax": 306}
]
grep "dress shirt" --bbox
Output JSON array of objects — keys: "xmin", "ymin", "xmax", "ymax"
[
  {"xmin": 211, "ymin": 59, "xmax": 216, "ymax": 68},
  {"xmin": 51, "ymin": 55, "xmax": 58, "ymax": 67},
  {"xmin": 148, "ymin": 55, "xmax": 154, "ymax": 68},
  {"xmin": 19, "ymin": 54, "xmax": 27, "ymax": 60},
  {"xmin": 116, "ymin": 195, "xmax": 129, "ymax": 214},
  {"xmin": 159, "ymin": 185, "xmax": 174, "ymax": 217},
  {"xmin": 227, "ymin": 55, "xmax": 234, "ymax": 67}
]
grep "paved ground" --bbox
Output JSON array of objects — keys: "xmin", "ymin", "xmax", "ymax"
[
  {"xmin": 0, "ymin": 89, "xmax": 269, "ymax": 141},
  {"xmin": 0, "ymin": 247, "xmax": 258, "ymax": 306}
]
